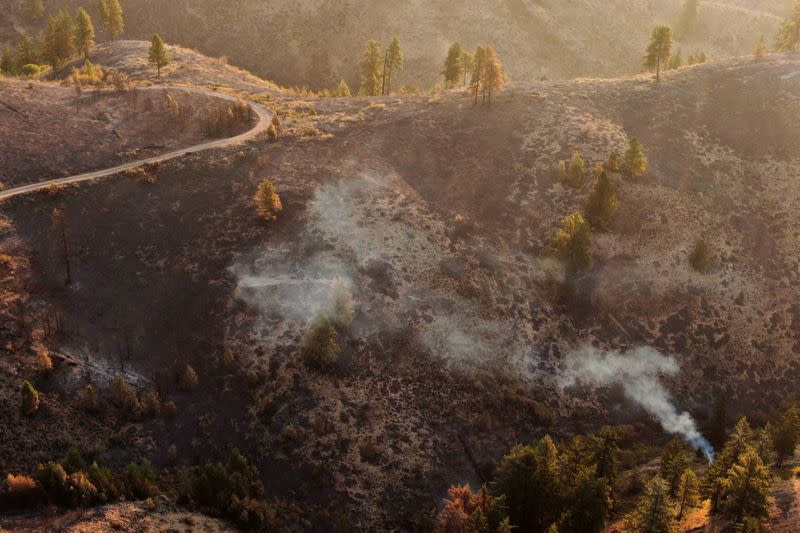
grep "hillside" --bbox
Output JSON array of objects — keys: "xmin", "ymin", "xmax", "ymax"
[
  {"xmin": 2, "ymin": 34, "xmax": 800, "ymax": 529},
  {"xmin": 1, "ymin": 0, "xmax": 789, "ymax": 89}
]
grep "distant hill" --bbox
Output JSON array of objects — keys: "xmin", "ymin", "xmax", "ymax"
[{"xmin": 1, "ymin": 0, "xmax": 789, "ymax": 89}]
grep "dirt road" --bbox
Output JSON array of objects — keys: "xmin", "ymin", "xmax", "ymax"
[{"xmin": 0, "ymin": 85, "xmax": 272, "ymax": 202}]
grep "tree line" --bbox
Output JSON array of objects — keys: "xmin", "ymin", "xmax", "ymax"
[
  {"xmin": 1, "ymin": 0, "xmax": 123, "ymax": 75},
  {"xmin": 435, "ymin": 403, "xmax": 800, "ymax": 532}
]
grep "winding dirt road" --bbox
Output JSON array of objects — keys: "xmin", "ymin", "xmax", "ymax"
[{"xmin": 0, "ymin": 86, "xmax": 272, "ymax": 202}]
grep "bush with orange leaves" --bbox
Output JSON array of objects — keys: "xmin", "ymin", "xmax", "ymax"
[{"xmin": 436, "ymin": 484, "xmax": 511, "ymax": 533}]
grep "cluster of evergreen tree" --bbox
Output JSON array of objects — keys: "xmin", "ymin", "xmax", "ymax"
[
  {"xmin": 357, "ymin": 37, "xmax": 403, "ymax": 96},
  {"xmin": 437, "ymin": 429, "xmax": 620, "ymax": 533},
  {"xmin": 1, "ymin": 1, "xmax": 123, "ymax": 75},
  {"xmin": 441, "ymin": 42, "xmax": 507, "ymax": 104},
  {"xmin": 437, "ymin": 408, "xmax": 796, "ymax": 533}
]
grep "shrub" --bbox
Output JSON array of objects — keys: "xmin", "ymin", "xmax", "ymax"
[
  {"xmin": 689, "ymin": 239, "xmax": 711, "ymax": 273},
  {"xmin": 563, "ymin": 151, "xmax": 585, "ymax": 187},
  {"xmin": 163, "ymin": 401, "xmax": 177, "ymax": 419},
  {"xmin": 87, "ymin": 462, "xmax": 120, "ymax": 502},
  {"xmin": 179, "ymin": 365, "xmax": 199, "ymax": 391},
  {"xmin": 38, "ymin": 351, "xmax": 53, "ymax": 374},
  {"xmin": 4, "ymin": 473, "xmax": 40, "ymax": 506},
  {"xmin": 20, "ymin": 380, "xmax": 40, "ymax": 416},
  {"xmin": 61, "ymin": 447, "xmax": 86, "ymax": 474},
  {"xmin": 230, "ymin": 496, "xmax": 277, "ymax": 530},
  {"xmin": 110, "ymin": 375, "xmax": 140, "ymax": 415},
  {"xmin": 143, "ymin": 391, "xmax": 161, "ymax": 417},
  {"xmin": 19, "ymin": 64, "xmax": 48, "ymax": 77},
  {"xmin": 124, "ymin": 459, "xmax": 157, "ymax": 499},
  {"xmin": 300, "ymin": 315, "xmax": 341, "ymax": 369},
  {"xmin": 253, "ymin": 178, "xmax": 283, "ymax": 221}
]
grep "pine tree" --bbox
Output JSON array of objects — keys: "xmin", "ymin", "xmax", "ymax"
[
  {"xmin": 17, "ymin": 33, "xmax": 41, "ymax": 66},
  {"xmin": 754, "ymin": 36, "xmax": 768, "ymax": 61},
  {"xmin": 585, "ymin": 171, "xmax": 618, "ymax": 228},
  {"xmin": 443, "ymin": 42, "xmax": 463, "ymax": 88},
  {"xmin": 660, "ymin": 438, "xmax": 690, "ymax": 497},
  {"xmin": 689, "ymin": 239, "xmax": 711, "ymax": 273},
  {"xmin": 0, "ymin": 45, "xmax": 14, "ymax": 75},
  {"xmin": 483, "ymin": 46, "xmax": 505, "ymax": 106},
  {"xmin": 358, "ymin": 40, "xmax": 383, "ymax": 96},
  {"xmin": 719, "ymin": 448, "xmax": 772, "ymax": 521},
  {"xmin": 44, "ymin": 10, "xmax": 76, "ymax": 68},
  {"xmin": 336, "ymin": 79, "xmax": 351, "ymax": 97},
  {"xmin": 20, "ymin": 380, "xmax": 40, "ymax": 416},
  {"xmin": 624, "ymin": 138, "xmax": 648, "ymax": 178},
  {"xmin": 492, "ymin": 438, "xmax": 562, "ymax": 532},
  {"xmin": 558, "ymin": 475, "xmax": 611, "ymax": 533},
  {"xmin": 704, "ymin": 417, "xmax": 753, "ymax": 512},
  {"xmin": 461, "ymin": 50, "xmax": 474, "ymax": 87},
  {"xmin": 675, "ymin": 469, "xmax": 700, "ymax": 521},
  {"xmin": 626, "ymin": 478, "xmax": 677, "ymax": 533},
  {"xmin": 105, "ymin": 0, "xmax": 124, "ymax": 40},
  {"xmin": 554, "ymin": 213, "xmax": 592, "ymax": 279},
  {"xmin": 644, "ymin": 25, "xmax": 673, "ymax": 81},
  {"xmin": 75, "ymin": 8, "xmax": 95, "ymax": 60},
  {"xmin": 253, "ymin": 177, "xmax": 282, "ymax": 221},
  {"xmin": 383, "ymin": 36, "xmax": 403, "ymax": 95},
  {"xmin": 148, "ymin": 34, "xmax": 169, "ymax": 78},
  {"xmin": 677, "ymin": 0, "xmax": 700, "ymax": 38},
  {"xmin": 770, "ymin": 408, "xmax": 799, "ymax": 467},
  {"xmin": 593, "ymin": 427, "xmax": 620, "ymax": 506},
  {"xmin": 668, "ymin": 49, "xmax": 683, "ymax": 70},
  {"xmin": 776, "ymin": 1, "xmax": 800, "ymax": 52},
  {"xmin": 24, "ymin": 0, "xmax": 45, "ymax": 21},
  {"xmin": 470, "ymin": 45, "xmax": 489, "ymax": 105},
  {"xmin": 564, "ymin": 150, "xmax": 585, "ymax": 187}
]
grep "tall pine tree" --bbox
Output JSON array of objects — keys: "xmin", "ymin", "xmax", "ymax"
[
  {"xmin": 777, "ymin": 1, "xmax": 800, "ymax": 52},
  {"xmin": 644, "ymin": 25, "xmax": 673, "ymax": 81},
  {"xmin": 383, "ymin": 36, "xmax": 402, "ymax": 95},
  {"xmin": 358, "ymin": 40, "xmax": 382, "ymax": 96},
  {"xmin": 75, "ymin": 8, "xmax": 95, "ymax": 60},
  {"xmin": 443, "ymin": 42, "xmax": 463, "ymax": 88},
  {"xmin": 148, "ymin": 34, "xmax": 169, "ymax": 78}
]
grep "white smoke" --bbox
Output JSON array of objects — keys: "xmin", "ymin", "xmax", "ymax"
[{"xmin": 560, "ymin": 346, "xmax": 715, "ymax": 462}]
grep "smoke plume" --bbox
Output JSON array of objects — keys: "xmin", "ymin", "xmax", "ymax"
[{"xmin": 560, "ymin": 346, "xmax": 715, "ymax": 462}]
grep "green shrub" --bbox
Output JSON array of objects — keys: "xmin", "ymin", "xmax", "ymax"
[
  {"xmin": 124, "ymin": 459, "xmax": 157, "ymax": 499},
  {"xmin": 553, "ymin": 213, "xmax": 592, "ymax": 279},
  {"xmin": 689, "ymin": 239, "xmax": 711, "ymax": 273},
  {"xmin": 585, "ymin": 171, "xmax": 618, "ymax": 228},
  {"xmin": 300, "ymin": 315, "xmax": 341, "ymax": 369},
  {"xmin": 563, "ymin": 151, "xmax": 585, "ymax": 187},
  {"xmin": 110, "ymin": 375, "xmax": 141, "ymax": 416},
  {"xmin": 61, "ymin": 447, "xmax": 86, "ymax": 474},
  {"xmin": 624, "ymin": 138, "xmax": 648, "ymax": 178}
]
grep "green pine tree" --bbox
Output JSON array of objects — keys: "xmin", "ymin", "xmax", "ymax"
[
  {"xmin": 644, "ymin": 25, "xmax": 673, "ymax": 81},
  {"xmin": 624, "ymin": 138, "xmax": 648, "ymax": 178},
  {"xmin": 675, "ymin": 469, "xmax": 700, "ymax": 521},
  {"xmin": 44, "ymin": 10, "xmax": 76, "ymax": 68},
  {"xmin": 554, "ymin": 213, "xmax": 592, "ymax": 280},
  {"xmin": 704, "ymin": 417, "xmax": 753, "ymax": 512},
  {"xmin": 20, "ymin": 380, "xmax": 40, "ymax": 416},
  {"xmin": 443, "ymin": 42, "xmax": 463, "ymax": 88},
  {"xmin": 75, "ymin": 8, "xmax": 95, "ymax": 60},
  {"xmin": 98, "ymin": 0, "xmax": 124, "ymax": 40},
  {"xmin": 300, "ymin": 315, "xmax": 341, "ymax": 369},
  {"xmin": 358, "ymin": 40, "xmax": 383, "ymax": 96},
  {"xmin": 626, "ymin": 478, "xmax": 677, "ymax": 533},
  {"xmin": 585, "ymin": 171, "xmax": 618, "ymax": 228},
  {"xmin": 660, "ymin": 437, "xmax": 690, "ymax": 497},
  {"xmin": 148, "ymin": 34, "xmax": 169, "ymax": 78},
  {"xmin": 719, "ymin": 448, "xmax": 772, "ymax": 521},
  {"xmin": 383, "ymin": 36, "xmax": 403, "ymax": 95},
  {"xmin": 776, "ymin": 1, "xmax": 800, "ymax": 52}
]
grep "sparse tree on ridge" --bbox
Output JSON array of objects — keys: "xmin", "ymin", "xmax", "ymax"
[
  {"xmin": 644, "ymin": 25, "xmax": 673, "ymax": 81},
  {"xmin": 98, "ymin": 0, "xmax": 124, "ymax": 40},
  {"xmin": 358, "ymin": 40, "xmax": 383, "ymax": 96},
  {"xmin": 75, "ymin": 8, "xmax": 95, "ymax": 60},
  {"xmin": 443, "ymin": 42, "xmax": 463, "ymax": 88},
  {"xmin": 148, "ymin": 34, "xmax": 169, "ymax": 78},
  {"xmin": 382, "ymin": 36, "xmax": 403, "ymax": 95},
  {"xmin": 776, "ymin": 1, "xmax": 800, "ymax": 52}
]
